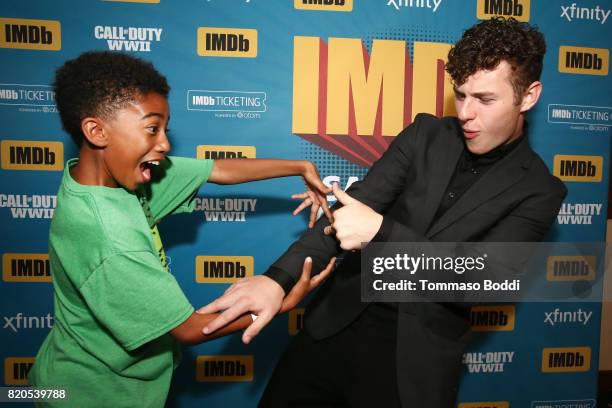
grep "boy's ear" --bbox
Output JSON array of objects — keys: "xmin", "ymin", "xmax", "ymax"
[
  {"xmin": 81, "ymin": 117, "xmax": 109, "ymax": 147},
  {"xmin": 519, "ymin": 81, "xmax": 542, "ymax": 113}
]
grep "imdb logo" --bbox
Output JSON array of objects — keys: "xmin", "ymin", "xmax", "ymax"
[
  {"xmin": 288, "ymin": 308, "xmax": 305, "ymax": 335},
  {"xmin": 477, "ymin": 0, "xmax": 530, "ymax": 22},
  {"xmin": 4, "ymin": 357, "xmax": 35, "ymax": 385},
  {"xmin": 103, "ymin": 0, "xmax": 160, "ymax": 2},
  {"xmin": 470, "ymin": 305, "xmax": 515, "ymax": 332},
  {"xmin": 3, "ymin": 253, "xmax": 51, "ymax": 283},
  {"xmin": 553, "ymin": 155, "xmax": 603, "ymax": 182},
  {"xmin": 196, "ymin": 355, "xmax": 253, "ymax": 382},
  {"xmin": 196, "ymin": 145, "xmax": 256, "ymax": 160},
  {"xmin": 546, "ymin": 256, "xmax": 596, "ymax": 282},
  {"xmin": 195, "ymin": 256, "xmax": 254, "ymax": 283},
  {"xmin": 1, "ymin": 140, "xmax": 63, "ymax": 171},
  {"xmin": 197, "ymin": 28, "xmax": 257, "ymax": 58},
  {"xmin": 458, "ymin": 402, "xmax": 509, "ymax": 408},
  {"xmin": 542, "ymin": 347, "xmax": 591, "ymax": 373},
  {"xmin": 0, "ymin": 18, "xmax": 61, "ymax": 51},
  {"xmin": 559, "ymin": 46, "xmax": 609, "ymax": 76},
  {"xmin": 295, "ymin": 0, "xmax": 353, "ymax": 12}
]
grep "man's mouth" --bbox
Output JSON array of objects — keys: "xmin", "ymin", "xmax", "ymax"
[
  {"xmin": 139, "ymin": 160, "xmax": 161, "ymax": 182},
  {"xmin": 463, "ymin": 129, "xmax": 479, "ymax": 139}
]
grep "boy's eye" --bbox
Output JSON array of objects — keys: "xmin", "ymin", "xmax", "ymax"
[
  {"xmin": 147, "ymin": 126, "xmax": 158, "ymax": 134},
  {"xmin": 480, "ymin": 98, "xmax": 494, "ymax": 104}
]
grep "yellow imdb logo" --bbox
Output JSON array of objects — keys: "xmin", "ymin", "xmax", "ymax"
[
  {"xmin": 458, "ymin": 402, "xmax": 509, "ymax": 408},
  {"xmin": 196, "ymin": 355, "xmax": 253, "ymax": 382},
  {"xmin": 470, "ymin": 305, "xmax": 515, "ymax": 332},
  {"xmin": 546, "ymin": 256, "xmax": 596, "ymax": 282},
  {"xmin": 553, "ymin": 155, "xmax": 603, "ymax": 182},
  {"xmin": 195, "ymin": 256, "xmax": 254, "ymax": 283},
  {"xmin": 1, "ymin": 140, "xmax": 63, "ymax": 171},
  {"xmin": 288, "ymin": 308, "xmax": 305, "ymax": 335},
  {"xmin": 0, "ymin": 18, "xmax": 61, "ymax": 51},
  {"xmin": 196, "ymin": 145, "xmax": 256, "ymax": 160},
  {"xmin": 294, "ymin": 0, "xmax": 353, "ymax": 12},
  {"xmin": 3, "ymin": 253, "xmax": 51, "ymax": 283},
  {"xmin": 4, "ymin": 357, "xmax": 35, "ymax": 385},
  {"xmin": 542, "ymin": 347, "xmax": 591, "ymax": 372},
  {"xmin": 559, "ymin": 46, "xmax": 609, "ymax": 76},
  {"xmin": 477, "ymin": 0, "xmax": 530, "ymax": 22},
  {"xmin": 197, "ymin": 28, "xmax": 257, "ymax": 58}
]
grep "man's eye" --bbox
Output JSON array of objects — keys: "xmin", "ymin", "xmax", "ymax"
[
  {"xmin": 147, "ymin": 126, "xmax": 158, "ymax": 134},
  {"xmin": 454, "ymin": 93, "xmax": 465, "ymax": 100}
]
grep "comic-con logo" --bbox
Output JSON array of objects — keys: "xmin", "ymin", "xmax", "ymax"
[
  {"xmin": 0, "ymin": 18, "xmax": 61, "ymax": 51},
  {"xmin": 559, "ymin": 46, "xmax": 609, "ymax": 75},
  {"xmin": 196, "ymin": 355, "xmax": 253, "ymax": 382},
  {"xmin": 197, "ymin": 28, "xmax": 257, "ymax": 58},
  {"xmin": 292, "ymin": 36, "xmax": 453, "ymax": 167},
  {"xmin": 477, "ymin": 0, "xmax": 530, "ymax": 21}
]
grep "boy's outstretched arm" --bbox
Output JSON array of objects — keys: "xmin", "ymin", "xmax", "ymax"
[
  {"xmin": 208, "ymin": 159, "xmax": 333, "ymax": 227},
  {"xmin": 170, "ymin": 257, "xmax": 335, "ymax": 345}
]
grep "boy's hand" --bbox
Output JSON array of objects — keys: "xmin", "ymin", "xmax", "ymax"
[
  {"xmin": 292, "ymin": 162, "xmax": 333, "ymax": 228},
  {"xmin": 280, "ymin": 256, "xmax": 336, "ymax": 313}
]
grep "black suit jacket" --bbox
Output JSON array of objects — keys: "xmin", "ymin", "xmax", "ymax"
[{"xmin": 266, "ymin": 113, "xmax": 567, "ymax": 407}]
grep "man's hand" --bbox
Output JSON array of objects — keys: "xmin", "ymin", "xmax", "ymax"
[
  {"xmin": 292, "ymin": 162, "xmax": 334, "ymax": 228},
  {"xmin": 325, "ymin": 183, "xmax": 383, "ymax": 251},
  {"xmin": 280, "ymin": 256, "xmax": 336, "ymax": 313},
  {"xmin": 197, "ymin": 275, "xmax": 284, "ymax": 344}
]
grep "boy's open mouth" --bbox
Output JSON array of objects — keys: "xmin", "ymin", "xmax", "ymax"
[{"xmin": 139, "ymin": 160, "xmax": 160, "ymax": 182}]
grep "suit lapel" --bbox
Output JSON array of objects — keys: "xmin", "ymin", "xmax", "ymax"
[
  {"xmin": 417, "ymin": 125, "xmax": 463, "ymax": 235},
  {"xmin": 426, "ymin": 136, "xmax": 534, "ymax": 238}
]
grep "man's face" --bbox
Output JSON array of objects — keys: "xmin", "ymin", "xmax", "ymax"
[
  {"xmin": 101, "ymin": 92, "xmax": 171, "ymax": 191},
  {"xmin": 454, "ymin": 61, "xmax": 525, "ymax": 155}
]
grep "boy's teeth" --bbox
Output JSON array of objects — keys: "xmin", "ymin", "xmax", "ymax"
[{"xmin": 148, "ymin": 160, "xmax": 159, "ymax": 166}]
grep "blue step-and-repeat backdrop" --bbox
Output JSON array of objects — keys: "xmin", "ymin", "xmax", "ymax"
[{"xmin": 0, "ymin": 1, "xmax": 610, "ymax": 407}]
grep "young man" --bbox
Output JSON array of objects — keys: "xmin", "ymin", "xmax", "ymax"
[
  {"xmin": 201, "ymin": 18, "xmax": 567, "ymax": 407},
  {"xmin": 28, "ymin": 51, "xmax": 336, "ymax": 407}
]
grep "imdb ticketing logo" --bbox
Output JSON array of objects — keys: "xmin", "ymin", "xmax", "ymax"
[
  {"xmin": 470, "ymin": 305, "xmax": 515, "ymax": 332},
  {"xmin": 546, "ymin": 256, "xmax": 596, "ymax": 282},
  {"xmin": 3, "ymin": 253, "xmax": 51, "ymax": 283},
  {"xmin": 197, "ymin": 28, "xmax": 257, "ymax": 58},
  {"xmin": 196, "ymin": 355, "xmax": 253, "ymax": 382},
  {"xmin": 0, "ymin": 18, "xmax": 61, "ymax": 51},
  {"xmin": 288, "ymin": 308, "xmax": 305, "ymax": 335},
  {"xmin": 1, "ymin": 140, "xmax": 63, "ymax": 171},
  {"xmin": 195, "ymin": 256, "xmax": 254, "ymax": 283},
  {"xmin": 4, "ymin": 357, "xmax": 35, "ymax": 385},
  {"xmin": 553, "ymin": 155, "xmax": 603, "ymax": 182},
  {"xmin": 295, "ymin": 0, "xmax": 353, "ymax": 12},
  {"xmin": 196, "ymin": 145, "xmax": 256, "ymax": 160},
  {"xmin": 542, "ymin": 347, "xmax": 591, "ymax": 372},
  {"xmin": 559, "ymin": 46, "xmax": 609, "ymax": 76},
  {"xmin": 477, "ymin": 0, "xmax": 530, "ymax": 21},
  {"xmin": 458, "ymin": 402, "xmax": 509, "ymax": 408}
]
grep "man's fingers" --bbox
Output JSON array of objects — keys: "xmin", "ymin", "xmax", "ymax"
[
  {"xmin": 292, "ymin": 198, "xmax": 312, "ymax": 216},
  {"xmin": 308, "ymin": 200, "xmax": 318, "ymax": 228},
  {"xmin": 331, "ymin": 182, "xmax": 356, "ymax": 205},
  {"xmin": 203, "ymin": 300, "xmax": 249, "ymax": 334},
  {"xmin": 324, "ymin": 225, "xmax": 336, "ymax": 235},
  {"xmin": 196, "ymin": 296, "xmax": 231, "ymax": 315},
  {"xmin": 319, "ymin": 195, "xmax": 334, "ymax": 225},
  {"xmin": 242, "ymin": 313, "xmax": 273, "ymax": 344}
]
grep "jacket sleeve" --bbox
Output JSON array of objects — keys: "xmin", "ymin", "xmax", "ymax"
[{"xmin": 264, "ymin": 114, "xmax": 430, "ymax": 293}]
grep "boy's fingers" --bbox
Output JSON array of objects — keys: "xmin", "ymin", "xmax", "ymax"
[
  {"xmin": 300, "ymin": 257, "xmax": 313, "ymax": 282},
  {"xmin": 292, "ymin": 198, "xmax": 312, "ymax": 216},
  {"xmin": 312, "ymin": 257, "xmax": 336, "ymax": 285}
]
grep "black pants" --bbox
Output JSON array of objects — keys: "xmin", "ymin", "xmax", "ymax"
[{"xmin": 259, "ymin": 304, "xmax": 402, "ymax": 408}]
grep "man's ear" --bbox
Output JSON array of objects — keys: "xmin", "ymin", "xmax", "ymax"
[
  {"xmin": 81, "ymin": 117, "xmax": 108, "ymax": 147},
  {"xmin": 519, "ymin": 81, "xmax": 542, "ymax": 113}
]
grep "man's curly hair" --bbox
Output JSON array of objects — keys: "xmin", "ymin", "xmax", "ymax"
[
  {"xmin": 54, "ymin": 51, "xmax": 170, "ymax": 146},
  {"xmin": 446, "ymin": 17, "xmax": 545, "ymax": 103}
]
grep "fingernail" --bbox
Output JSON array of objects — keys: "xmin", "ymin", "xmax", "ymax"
[{"xmin": 203, "ymin": 327, "xmax": 210, "ymax": 334}]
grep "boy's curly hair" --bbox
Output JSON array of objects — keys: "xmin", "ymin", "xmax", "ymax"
[
  {"xmin": 54, "ymin": 51, "xmax": 170, "ymax": 146},
  {"xmin": 446, "ymin": 17, "xmax": 546, "ymax": 103}
]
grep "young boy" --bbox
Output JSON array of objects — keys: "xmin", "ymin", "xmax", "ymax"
[{"xmin": 28, "ymin": 51, "xmax": 335, "ymax": 407}]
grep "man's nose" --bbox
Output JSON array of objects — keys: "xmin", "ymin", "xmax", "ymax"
[{"xmin": 457, "ymin": 98, "xmax": 476, "ymax": 122}]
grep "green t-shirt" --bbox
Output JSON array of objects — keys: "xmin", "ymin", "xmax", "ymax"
[{"xmin": 29, "ymin": 156, "xmax": 214, "ymax": 407}]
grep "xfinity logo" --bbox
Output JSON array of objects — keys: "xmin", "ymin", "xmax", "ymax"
[
  {"xmin": 3, "ymin": 313, "xmax": 54, "ymax": 332},
  {"xmin": 386, "ymin": 0, "xmax": 442, "ymax": 12},
  {"xmin": 544, "ymin": 308, "xmax": 592, "ymax": 326},
  {"xmin": 561, "ymin": 4, "xmax": 610, "ymax": 24}
]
